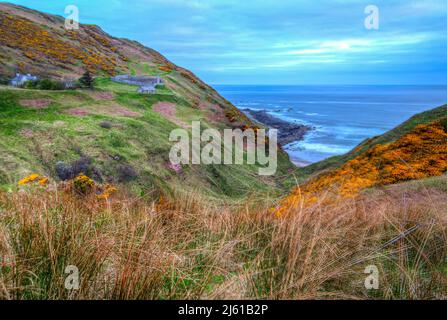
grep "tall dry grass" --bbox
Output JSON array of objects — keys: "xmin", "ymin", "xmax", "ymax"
[{"xmin": 0, "ymin": 181, "xmax": 446, "ymax": 300}]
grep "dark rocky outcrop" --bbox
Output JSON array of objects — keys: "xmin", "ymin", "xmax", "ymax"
[{"xmin": 243, "ymin": 109, "xmax": 313, "ymax": 145}]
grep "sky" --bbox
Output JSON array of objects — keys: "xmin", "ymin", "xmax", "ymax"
[{"xmin": 6, "ymin": 0, "xmax": 447, "ymax": 85}]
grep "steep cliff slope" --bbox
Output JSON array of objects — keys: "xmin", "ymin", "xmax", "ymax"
[
  {"xmin": 301, "ymin": 104, "xmax": 447, "ymax": 177},
  {"xmin": 0, "ymin": 3, "xmax": 295, "ymax": 198},
  {"xmin": 277, "ymin": 105, "xmax": 447, "ymax": 215},
  {"xmin": 0, "ymin": 2, "xmax": 248, "ymax": 127}
]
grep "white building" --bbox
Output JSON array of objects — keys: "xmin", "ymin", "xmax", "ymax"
[{"xmin": 10, "ymin": 73, "xmax": 38, "ymax": 87}]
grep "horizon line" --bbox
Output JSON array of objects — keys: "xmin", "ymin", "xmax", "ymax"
[{"xmin": 210, "ymin": 83, "xmax": 447, "ymax": 86}]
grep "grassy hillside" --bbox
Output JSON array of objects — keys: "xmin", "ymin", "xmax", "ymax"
[
  {"xmin": 275, "ymin": 106, "xmax": 447, "ymax": 217},
  {"xmin": 0, "ymin": 83, "xmax": 294, "ymax": 199},
  {"xmin": 300, "ymin": 104, "xmax": 447, "ymax": 177},
  {"xmin": 0, "ymin": 2, "xmax": 253, "ymax": 131},
  {"xmin": 0, "ymin": 3, "xmax": 296, "ymax": 199}
]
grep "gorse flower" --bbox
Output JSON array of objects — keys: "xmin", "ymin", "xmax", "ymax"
[
  {"xmin": 69, "ymin": 174, "xmax": 118, "ymax": 200},
  {"xmin": 38, "ymin": 177, "xmax": 49, "ymax": 186},
  {"xmin": 97, "ymin": 184, "xmax": 118, "ymax": 200},
  {"xmin": 0, "ymin": 13, "xmax": 119, "ymax": 75},
  {"xmin": 18, "ymin": 172, "xmax": 118, "ymax": 201},
  {"xmin": 18, "ymin": 174, "xmax": 48, "ymax": 186},
  {"xmin": 73, "ymin": 173, "xmax": 95, "ymax": 195},
  {"xmin": 18, "ymin": 173, "xmax": 41, "ymax": 185}
]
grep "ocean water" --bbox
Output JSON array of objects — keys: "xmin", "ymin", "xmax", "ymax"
[{"xmin": 214, "ymin": 85, "xmax": 447, "ymax": 164}]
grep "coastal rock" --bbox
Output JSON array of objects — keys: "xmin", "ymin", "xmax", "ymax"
[{"xmin": 243, "ymin": 109, "xmax": 313, "ymax": 146}]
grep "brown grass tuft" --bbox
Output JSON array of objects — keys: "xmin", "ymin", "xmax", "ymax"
[{"xmin": 0, "ymin": 180, "xmax": 446, "ymax": 300}]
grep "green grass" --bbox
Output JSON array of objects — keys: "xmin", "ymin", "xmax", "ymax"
[
  {"xmin": 94, "ymin": 77, "xmax": 173, "ymax": 95},
  {"xmin": 0, "ymin": 84, "xmax": 291, "ymax": 199},
  {"xmin": 94, "ymin": 77, "xmax": 139, "ymax": 93}
]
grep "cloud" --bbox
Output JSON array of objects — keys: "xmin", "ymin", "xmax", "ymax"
[{"xmin": 7, "ymin": 0, "xmax": 447, "ymax": 84}]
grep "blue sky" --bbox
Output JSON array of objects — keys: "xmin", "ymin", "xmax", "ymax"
[{"xmin": 7, "ymin": 0, "xmax": 447, "ymax": 84}]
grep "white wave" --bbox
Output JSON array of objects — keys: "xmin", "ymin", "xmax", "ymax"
[
  {"xmin": 287, "ymin": 142, "xmax": 352, "ymax": 155},
  {"xmin": 238, "ymin": 106, "xmax": 264, "ymax": 111}
]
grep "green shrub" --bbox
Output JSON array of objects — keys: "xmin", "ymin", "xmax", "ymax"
[
  {"xmin": 79, "ymin": 71, "xmax": 94, "ymax": 89},
  {"xmin": 0, "ymin": 75, "xmax": 9, "ymax": 85},
  {"xmin": 23, "ymin": 79, "xmax": 66, "ymax": 90}
]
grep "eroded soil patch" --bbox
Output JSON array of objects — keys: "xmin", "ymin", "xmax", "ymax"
[
  {"xmin": 89, "ymin": 91, "xmax": 115, "ymax": 101},
  {"xmin": 66, "ymin": 108, "xmax": 92, "ymax": 117},
  {"xmin": 65, "ymin": 104, "xmax": 141, "ymax": 118},
  {"xmin": 152, "ymin": 102, "xmax": 188, "ymax": 128},
  {"xmin": 96, "ymin": 103, "xmax": 141, "ymax": 117},
  {"xmin": 19, "ymin": 99, "xmax": 51, "ymax": 109}
]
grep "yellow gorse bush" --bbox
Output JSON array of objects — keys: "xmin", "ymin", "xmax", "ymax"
[
  {"xmin": 70, "ymin": 174, "xmax": 118, "ymax": 200},
  {"xmin": 73, "ymin": 174, "xmax": 95, "ymax": 195},
  {"xmin": 38, "ymin": 177, "xmax": 49, "ymax": 186},
  {"xmin": 18, "ymin": 172, "xmax": 118, "ymax": 201},
  {"xmin": 275, "ymin": 121, "xmax": 447, "ymax": 216},
  {"xmin": 18, "ymin": 174, "xmax": 49, "ymax": 186},
  {"xmin": 97, "ymin": 184, "xmax": 118, "ymax": 200},
  {"xmin": 0, "ymin": 13, "xmax": 119, "ymax": 75}
]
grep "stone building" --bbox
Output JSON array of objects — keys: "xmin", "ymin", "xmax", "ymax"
[
  {"xmin": 111, "ymin": 75, "xmax": 163, "ymax": 94},
  {"xmin": 137, "ymin": 86, "xmax": 156, "ymax": 94}
]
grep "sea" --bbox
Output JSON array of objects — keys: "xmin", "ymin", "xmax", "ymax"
[{"xmin": 214, "ymin": 85, "xmax": 447, "ymax": 165}]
